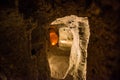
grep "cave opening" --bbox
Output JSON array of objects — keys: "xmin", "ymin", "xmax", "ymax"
[
  {"xmin": 46, "ymin": 15, "xmax": 90, "ymax": 80},
  {"xmin": 47, "ymin": 24, "xmax": 72, "ymax": 79}
]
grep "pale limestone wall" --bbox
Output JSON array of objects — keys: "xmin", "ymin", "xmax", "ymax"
[{"xmin": 51, "ymin": 15, "xmax": 90, "ymax": 80}]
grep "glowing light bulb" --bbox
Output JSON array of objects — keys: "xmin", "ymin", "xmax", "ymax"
[
  {"xmin": 52, "ymin": 42, "xmax": 55, "ymax": 46},
  {"xmin": 49, "ymin": 29, "xmax": 58, "ymax": 46}
]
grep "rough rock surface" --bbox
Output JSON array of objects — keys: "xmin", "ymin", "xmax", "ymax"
[
  {"xmin": 51, "ymin": 15, "xmax": 90, "ymax": 80},
  {"xmin": 0, "ymin": 0, "xmax": 120, "ymax": 80}
]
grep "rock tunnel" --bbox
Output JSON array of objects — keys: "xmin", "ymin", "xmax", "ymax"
[
  {"xmin": 0, "ymin": 0, "xmax": 120, "ymax": 80},
  {"xmin": 47, "ymin": 15, "xmax": 90, "ymax": 80}
]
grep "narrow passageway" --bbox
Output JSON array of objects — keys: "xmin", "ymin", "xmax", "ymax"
[
  {"xmin": 47, "ymin": 46, "xmax": 70, "ymax": 79},
  {"xmin": 47, "ymin": 24, "xmax": 73, "ymax": 80},
  {"xmin": 46, "ymin": 15, "xmax": 90, "ymax": 80},
  {"xmin": 47, "ymin": 45, "xmax": 74, "ymax": 80}
]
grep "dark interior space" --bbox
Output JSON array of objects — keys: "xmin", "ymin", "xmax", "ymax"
[{"xmin": 0, "ymin": 0, "xmax": 120, "ymax": 80}]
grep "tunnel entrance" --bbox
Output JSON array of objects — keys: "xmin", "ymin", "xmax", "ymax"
[
  {"xmin": 46, "ymin": 15, "xmax": 90, "ymax": 80},
  {"xmin": 47, "ymin": 26, "xmax": 72, "ymax": 79}
]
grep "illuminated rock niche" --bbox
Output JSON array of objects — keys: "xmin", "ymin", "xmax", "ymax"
[{"xmin": 48, "ymin": 15, "xmax": 90, "ymax": 80}]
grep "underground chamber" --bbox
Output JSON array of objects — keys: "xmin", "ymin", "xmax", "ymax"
[{"xmin": 46, "ymin": 15, "xmax": 90, "ymax": 80}]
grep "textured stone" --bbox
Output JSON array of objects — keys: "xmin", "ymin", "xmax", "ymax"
[
  {"xmin": 0, "ymin": 0, "xmax": 120, "ymax": 80},
  {"xmin": 50, "ymin": 15, "xmax": 90, "ymax": 80}
]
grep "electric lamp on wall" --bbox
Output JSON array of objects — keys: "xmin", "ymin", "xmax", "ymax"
[{"xmin": 49, "ymin": 28, "xmax": 58, "ymax": 46}]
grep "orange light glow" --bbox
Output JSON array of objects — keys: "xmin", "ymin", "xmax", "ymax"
[
  {"xmin": 52, "ymin": 42, "xmax": 56, "ymax": 46},
  {"xmin": 49, "ymin": 29, "xmax": 58, "ymax": 46}
]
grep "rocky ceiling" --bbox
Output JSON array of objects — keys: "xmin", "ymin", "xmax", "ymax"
[{"xmin": 0, "ymin": 0, "xmax": 120, "ymax": 80}]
